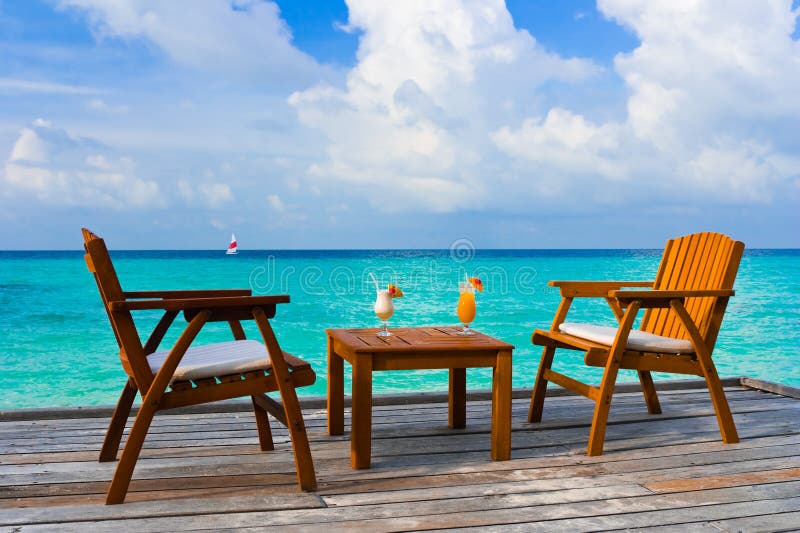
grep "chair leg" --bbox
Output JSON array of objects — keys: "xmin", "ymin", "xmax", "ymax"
[
  {"xmin": 669, "ymin": 299, "xmax": 738, "ymax": 444},
  {"xmin": 699, "ymin": 356, "xmax": 739, "ymax": 444},
  {"xmin": 588, "ymin": 358, "xmax": 622, "ymax": 456},
  {"xmin": 588, "ymin": 301, "xmax": 640, "ymax": 456},
  {"xmin": 106, "ymin": 402, "xmax": 157, "ymax": 504},
  {"xmin": 252, "ymin": 310, "xmax": 317, "ymax": 491},
  {"xmin": 100, "ymin": 378, "xmax": 138, "ymax": 462},
  {"xmin": 637, "ymin": 370, "xmax": 662, "ymax": 415},
  {"xmin": 528, "ymin": 346, "xmax": 556, "ymax": 423},
  {"xmin": 252, "ymin": 395, "xmax": 275, "ymax": 451},
  {"xmin": 276, "ymin": 385, "xmax": 316, "ymax": 490}
]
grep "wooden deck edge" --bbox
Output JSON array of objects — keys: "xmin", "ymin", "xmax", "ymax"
[
  {"xmin": 0, "ymin": 377, "xmax": 748, "ymax": 422},
  {"xmin": 740, "ymin": 377, "xmax": 800, "ymax": 399}
]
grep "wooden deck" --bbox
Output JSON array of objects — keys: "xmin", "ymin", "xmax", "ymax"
[{"xmin": 1, "ymin": 377, "xmax": 799, "ymax": 532}]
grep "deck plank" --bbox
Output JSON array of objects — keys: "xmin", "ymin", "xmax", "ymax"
[
  {"xmin": 2, "ymin": 408, "xmax": 798, "ymax": 486},
  {"xmin": 0, "ymin": 386, "xmax": 771, "ymax": 434},
  {"xmin": 437, "ymin": 497, "xmax": 800, "ymax": 533},
  {"xmin": 2, "ymin": 392, "xmax": 793, "ymax": 444},
  {"xmin": 1, "ymin": 382, "xmax": 798, "ymax": 531},
  {"xmin": 1, "ymin": 400, "xmax": 796, "ymax": 457},
  {"xmin": 10, "ymin": 483, "xmax": 800, "ymax": 532}
]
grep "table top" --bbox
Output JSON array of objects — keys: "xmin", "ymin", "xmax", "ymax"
[{"xmin": 326, "ymin": 326, "xmax": 515, "ymax": 353}]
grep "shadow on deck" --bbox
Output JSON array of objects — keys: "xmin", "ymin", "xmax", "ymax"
[{"xmin": 1, "ymin": 377, "xmax": 799, "ymax": 531}]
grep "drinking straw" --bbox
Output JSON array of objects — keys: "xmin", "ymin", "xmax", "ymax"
[{"xmin": 369, "ymin": 272, "xmax": 380, "ymax": 292}]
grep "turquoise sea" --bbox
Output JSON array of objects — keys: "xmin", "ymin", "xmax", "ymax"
[{"xmin": 1, "ymin": 249, "xmax": 798, "ymax": 409}]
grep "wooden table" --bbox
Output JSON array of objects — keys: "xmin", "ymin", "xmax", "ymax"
[{"xmin": 326, "ymin": 326, "xmax": 515, "ymax": 469}]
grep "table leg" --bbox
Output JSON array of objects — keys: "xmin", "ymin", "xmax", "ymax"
[
  {"xmin": 448, "ymin": 368, "xmax": 466, "ymax": 429},
  {"xmin": 491, "ymin": 350, "xmax": 512, "ymax": 461},
  {"xmin": 327, "ymin": 336, "xmax": 344, "ymax": 436},
  {"xmin": 351, "ymin": 355, "xmax": 373, "ymax": 469}
]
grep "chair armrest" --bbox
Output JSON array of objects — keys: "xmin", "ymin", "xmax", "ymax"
[
  {"xmin": 108, "ymin": 294, "xmax": 290, "ymax": 312},
  {"xmin": 550, "ymin": 280, "xmax": 654, "ymax": 297},
  {"xmin": 124, "ymin": 289, "xmax": 251, "ymax": 299},
  {"xmin": 610, "ymin": 289, "xmax": 735, "ymax": 308}
]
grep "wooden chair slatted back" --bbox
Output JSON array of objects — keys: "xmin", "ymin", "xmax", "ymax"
[
  {"xmin": 641, "ymin": 232, "xmax": 744, "ymax": 346},
  {"xmin": 82, "ymin": 228, "xmax": 151, "ymax": 389},
  {"xmin": 82, "ymin": 229, "xmax": 124, "ymax": 346}
]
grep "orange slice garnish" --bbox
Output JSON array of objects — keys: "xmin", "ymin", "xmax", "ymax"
[{"xmin": 468, "ymin": 277, "xmax": 483, "ymax": 292}]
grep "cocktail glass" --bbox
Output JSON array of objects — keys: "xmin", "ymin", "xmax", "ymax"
[
  {"xmin": 457, "ymin": 282, "xmax": 476, "ymax": 335},
  {"xmin": 374, "ymin": 289, "xmax": 394, "ymax": 337}
]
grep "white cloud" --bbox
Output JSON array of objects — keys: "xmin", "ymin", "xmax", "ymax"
[
  {"xmin": 85, "ymin": 154, "xmax": 113, "ymax": 169},
  {"xmin": 9, "ymin": 128, "xmax": 50, "ymax": 164},
  {"xmin": 290, "ymin": 0, "xmax": 600, "ymax": 213},
  {"xmin": 601, "ymin": 0, "xmax": 800, "ymax": 144},
  {"xmin": 177, "ymin": 179, "xmax": 194, "ymax": 202},
  {"xmin": 57, "ymin": 0, "xmax": 331, "ymax": 85},
  {"xmin": 178, "ymin": 179, "xmax": 234, "ymax": 208},
  {"xmin": 681, "ymin": 139, "xmax": 779, "ymax": 203},
  {"xmin": 87, "ymin": 98, "xmax": 129, "ymax": 114},
  {"xmin": 198, "ymin": 182, "xmax": 233, "ymax": 207},
  {"xmin": 2, "ymin": 120, "xmax": 164, "ymax": 209},
  {"xmin": 267, "ymin": 194, "xmax": 285, "ymax": 212},
  {"xmin": 0, "ymin": 78, "xmax": 100, "ymax": 95},
  {"xmin": 492, "ymin": 108, "xmax": 624, "ymax": 180},
  {"xmin": 288, "ymin": 0, "xmax": 800, "ymax": 213},
  {"xmin": 3, "ymin": 0, "xmax": 798, "ymax": 248},
  {"xmin": 491, "ymin": 0, "xmax": 800, "ymax": 206},
  {"xmin": 603, "ymin": 0, "xmax": 800, "ymax": 200},
  {"xmin": 264, "ymin": 193, "xmax": 310, "ymax": 226}
]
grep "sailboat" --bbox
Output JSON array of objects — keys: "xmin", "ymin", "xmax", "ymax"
[{"xmin": 226, "ymin": 233, "xmax": 238, "ymax": 255}]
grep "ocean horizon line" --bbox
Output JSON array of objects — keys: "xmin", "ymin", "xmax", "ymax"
[{"xmin": 1, "ymin": 247, "xmax": 798, "ymax": 253}]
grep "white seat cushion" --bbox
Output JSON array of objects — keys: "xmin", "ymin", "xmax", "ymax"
[
  {"xmin": 148, "ymin": 340, "xmax": 271, "ymax": 381},
  {"xmin": 559, "ymin": 322, "xmax": 694, "ymax": 354}
]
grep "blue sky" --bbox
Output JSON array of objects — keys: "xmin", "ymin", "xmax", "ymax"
[{"xmin": 1, "ymin": 0, "xmax": 799, "ymax": 249}]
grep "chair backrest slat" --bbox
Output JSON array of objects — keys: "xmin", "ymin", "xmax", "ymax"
[
  {"xmin": 676, "ymin": 232, "xmax": 718, "ymax": 338},
  {"xmin": 687, "ymin": 233, "xmax": 726, "ymax": 337},
  {"xmin": 669, "ymin": 232, "xmax": 705, "ymax": 337},
  {"xmin": 641, "ymin": 236, "xmax": 679, "ymax": 334},
  {"xmin": 701, "ymin": 239, "xmax": 744, "ymax": 349},
  {"xmin": 698, "ymin": 237, "xmax": 741, "ymax": 340},
  {"xmin": 662, "ymin": 232, "xmax": 702, "ymax": 337},
  {"xmin": 667, "ymin": 232, "xmax": 713, "ymax": 338},
  {"xmin": 82, "ymin": 228, "xmax": 152, "ymax": 390},
  {"xmin": 650, "ymin": 238, "xmax": 674, "ymax": 291},
  {"xmin": 641, "ymin": 232, "xmax": 744, "ymax": 346}
]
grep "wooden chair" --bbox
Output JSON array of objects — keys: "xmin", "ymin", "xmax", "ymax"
[
  {"xmin": 528, "ymin": 232, "xmax": 744, "ymax": 455},
  {"xmin": 82, "ymin": 228, "xmax": 317, "ymax": 504}
]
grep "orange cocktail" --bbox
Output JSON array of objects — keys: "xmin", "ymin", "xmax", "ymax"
[
  {"xmin": 457, "ymin": 279, "xmax": 481, "ymax": 335},
  {"xmin": 457, "ymin": 285, "xmax": 476, "ymax": 323}
]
